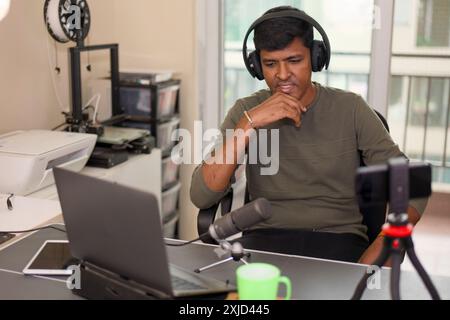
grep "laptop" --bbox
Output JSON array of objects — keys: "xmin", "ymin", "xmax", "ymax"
[{"xmin": 53, "ymin": 167, "xmax": 234, "ymax": 298}]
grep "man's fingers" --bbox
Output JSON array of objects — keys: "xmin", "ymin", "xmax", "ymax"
[
  {"xmin": 276, "ymin": 93, "xmax": 305, "ymax": 113},
  {"xmin": 281, "ymin": 104, "xmax": 302, "ymax": 127}
]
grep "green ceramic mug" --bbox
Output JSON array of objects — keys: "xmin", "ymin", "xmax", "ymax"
[{"xmin": 236, "ymin": 263, "xmax": 292, "ymax": 300}]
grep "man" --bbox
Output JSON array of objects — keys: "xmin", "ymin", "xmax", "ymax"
[{"xmin": 190, "ymin": 6, "xmax": 427, "ymax": 263}]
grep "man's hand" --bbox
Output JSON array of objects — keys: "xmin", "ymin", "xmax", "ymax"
[
  {"xmin": 358, "ymin": 206, "xmax": 421, "ymax": 266},
  {"xmin": 358, "ymin": 234, "xmax": 389, "ymax": 266},
  {"xmin": 246, "ymin": 92, "xmax": 306, "ymax": 128},
  {"xmin": 201, "ymin": 92, "xmax": 306, "ymax": 193}
]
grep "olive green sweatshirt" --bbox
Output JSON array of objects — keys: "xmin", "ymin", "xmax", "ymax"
[{"xmin": 190, "ymin": 83, "xmax": 427, "ymax": 241}]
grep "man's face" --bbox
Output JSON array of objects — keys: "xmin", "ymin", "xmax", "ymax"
[{"xmin": 260, "ymin": 37, "xmax": 312, "ymax": 101}]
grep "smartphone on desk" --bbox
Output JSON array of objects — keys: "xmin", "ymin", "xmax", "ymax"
[{"xmin": 23, "ymin": 240, "xmax": 77, "ymax": 276}]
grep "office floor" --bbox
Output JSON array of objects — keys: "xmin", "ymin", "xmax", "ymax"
[{"xmin": 402, "ymin": 192, "xmax": 450, "ymax": 277}]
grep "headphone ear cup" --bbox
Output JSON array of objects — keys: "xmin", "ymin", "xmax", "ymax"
[
  {"xmin": 311, "ymin": 40, "xmax": 327, "ymax": 72},
  {"xmin": 248, "ymin": 51, "xmax": 264, "ymax": 80}
]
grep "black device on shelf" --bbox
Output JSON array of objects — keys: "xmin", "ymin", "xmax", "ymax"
[
  {"xmin": 44, "ymin": 0, "xmax": 120, "ymax": 134},
  {"xmin": 67, "ymin": 43, "xmax": 121, "ymax": 133},
  {"xmin": 86, "ymin": 147, "xmax": 129, "ymax": 169}
]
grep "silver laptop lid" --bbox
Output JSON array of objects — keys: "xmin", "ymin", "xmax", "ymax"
[{"xmin": 53, "ymin": 167, "xmax": 173, "ymax": 296}]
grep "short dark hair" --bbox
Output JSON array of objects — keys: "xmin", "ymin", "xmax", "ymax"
[{"xmin": 253, "ymin": 6, "xmax": 314, "ymax": 52}]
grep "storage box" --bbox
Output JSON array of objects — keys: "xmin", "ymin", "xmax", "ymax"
[
  {"xmin": 161, "ymin": 183, "xmax": 181, "ymax": 220},
  {"xmin": 162, "ymin": 155, "xmax": 181, "ymax": 191},
  {"xmin": 163, "ymin": 211, "xmax": 179, "ymax": 239},
  {"xmin": 119, "ymin": 79, "xmax": 180, "ymax": 121},
  {"xmin": 157, "ymin": 118, "xmax": 180, "ymax": 157},
  {"xmin": 114, "ymin": 117, "xmax": 180, "ymax": 157}
]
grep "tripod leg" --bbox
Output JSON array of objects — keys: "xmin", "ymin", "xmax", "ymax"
[
  {"xmin": 351, "ymin": 241, "xmax": 390, "ymax": 300},
  {"xmin": 194, "ymin": 257, "xmax": 234, "ymax": 273},
  {"xmin": 390, "ymin": 250, "xmax": 402, "ymax": 300},
  {"xmin": 405, "ymin": 240, "xmax": 441, "ymax": 300}
]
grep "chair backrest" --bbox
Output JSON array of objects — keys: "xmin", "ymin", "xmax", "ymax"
[
  {"xmin": 359, "ymin": 110, "xmax": 389, "ymax": 243},
  {"xmin": 198, "ymin": 109, "xmax": 390, "ymax": 245}
]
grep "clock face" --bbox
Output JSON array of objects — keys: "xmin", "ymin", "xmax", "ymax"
[{"xmin": 44, "ymin": 0, "xmax": 91, "ymax": 43}]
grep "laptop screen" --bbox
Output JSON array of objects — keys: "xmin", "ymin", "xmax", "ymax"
[{"xmin": 53, "ymin": 167, "xmax": 173, "ymax": 295}]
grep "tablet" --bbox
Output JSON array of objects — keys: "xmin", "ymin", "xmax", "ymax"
[{"xmin": 22, "ymin": 240, "xmax": 77, "ymax": 276}]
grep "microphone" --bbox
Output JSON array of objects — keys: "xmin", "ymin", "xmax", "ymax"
[{"xmin": 205, "ymin": 198, "xmax": 272, "ymax": 242}]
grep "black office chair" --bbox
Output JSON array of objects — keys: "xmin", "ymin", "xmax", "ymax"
[{"xmin": 197, "ymin": 110, "xmax": 390, "ymax": 247}]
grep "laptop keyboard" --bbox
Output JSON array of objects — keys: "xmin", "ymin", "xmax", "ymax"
[{"xmin": 171, "ymin": 275, "xmax": 207, "ymax": 291}]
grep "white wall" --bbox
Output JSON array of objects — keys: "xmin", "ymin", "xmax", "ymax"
[
  {"xmin": 0, "ymin": 0, "xmax": 200, "ymax": 240},
  {"xmin": 111, "ymin": 0, "xmax": 200, "ymax": 240},
  {"xmin": 113, "ymin": 0, "xmax": 201, "ymax": 240}
]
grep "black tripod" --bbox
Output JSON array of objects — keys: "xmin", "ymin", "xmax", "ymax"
[
  {"xmin": 352, "ymin": 158, "xmax": 440, "ymax": 300},
  {"xmin": 351, "ymin": 213, "xmax": 441, "ymax": 300}
]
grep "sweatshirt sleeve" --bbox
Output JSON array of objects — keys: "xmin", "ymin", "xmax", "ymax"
[{"xmin": 190, "ymin": 100, "xmax": 246, "ymax": 209}]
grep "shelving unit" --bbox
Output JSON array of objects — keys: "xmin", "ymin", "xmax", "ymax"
[{"xmin": 114, "ymin": 75, "xmax": 182, "ymax": 239}]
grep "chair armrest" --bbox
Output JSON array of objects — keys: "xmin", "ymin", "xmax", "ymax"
[
  {"xmin": 197, "ymin": 190, "xmax": 234, "ymax": 244},
  {"xmin": 197, "ymin": 204, "xmax": 220, "ymax": 241}
]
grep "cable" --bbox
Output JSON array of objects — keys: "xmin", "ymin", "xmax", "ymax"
[
  {"xmin": 86, "ymin": 36, "xmax": 92, "ymax": 71},
  {"xmin": 165, "ymin": 235, "xmax": 205, "ymax": 247},
  {"xmin": 0, "ymin": 268, "xmax": 23, "ymax": 276},
  {"xmin": 0, "ymin": 268, "xmax": 68, "ymax": 284},
  {"xmin": 0, "ymin": 224, "xmax": 67, "ymax": 235},
  {"xmin": 6, "ymin": 194, "xmax": 13, "ymax": 211},
  {"xmin": 83, "ymin": 93, "xmax": 101, "ymax": 124},
  {"xmin": 52, "ymin": 122, "xmax": 67, "ymax": 131},
  {"xmin": 92, "ymin": 94, "xmax": 101, "ymax": 124},
  {"xmin": 46, "ymin": 36, "xmax": 69, "ymax": 113},
  {"xmin": 54, "ymin": 40, "xmax": 60, "ymax": 74},
  {"xmin": 84, "ymin": 94, "xmax": 100, "ymax": 110},
  {"xmin": 83, "ymin": 105, "xmax": 95, "ymax": 113}
]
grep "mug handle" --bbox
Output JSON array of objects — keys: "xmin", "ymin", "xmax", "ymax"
[{"xmin": 279, "ymin": 276, "xmax": 292, "ymax": 300}]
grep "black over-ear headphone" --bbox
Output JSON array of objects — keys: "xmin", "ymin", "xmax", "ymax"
[{"xmin": 242, "ymin": 9, "xmax": 331, "ymax": 80}]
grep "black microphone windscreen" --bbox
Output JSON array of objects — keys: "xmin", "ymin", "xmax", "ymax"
[
  {"xmin": 211, "ymin": 198, "xmax": 272, "ymax": 240},
  {"xmin": 230, "ymin": 198, "xmax": 271, "ymax": 231}
]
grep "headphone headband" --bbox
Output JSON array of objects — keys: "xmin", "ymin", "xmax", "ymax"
[{"xmin": 242, "ymin": 9, "xmax": 331, "ymax": 75}]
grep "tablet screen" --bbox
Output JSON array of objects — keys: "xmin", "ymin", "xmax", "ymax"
[{"xmin": 24, "ymin": 241, "xmax": 76, "ymax": 275}]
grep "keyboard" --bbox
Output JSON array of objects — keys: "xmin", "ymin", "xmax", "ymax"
[{"xmin": 171, "ymin": 275, "xmax": 207, "ymax": 291}]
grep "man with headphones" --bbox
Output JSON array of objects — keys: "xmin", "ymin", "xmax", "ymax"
[{"xmin": 190, "ymin": 6, "xmax": 426, "ymax": 263}]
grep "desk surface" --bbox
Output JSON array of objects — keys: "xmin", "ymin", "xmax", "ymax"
[{"xmin": 1, "ymin": 229, "xmax": 449, "ymax": 300}]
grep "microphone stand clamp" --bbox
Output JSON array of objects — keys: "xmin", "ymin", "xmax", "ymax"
[{"xmin": 194, "ymin": 240, "xmax": 251, "ymax": 273}]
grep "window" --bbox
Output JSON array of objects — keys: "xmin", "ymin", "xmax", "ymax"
[
  {"xmin": 389, "ymin": 0, "xmax": 450, "ymax": 184},
  {"xmin": 417, "ymin": 0, "xmax": 450, "ymax": 47}
]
